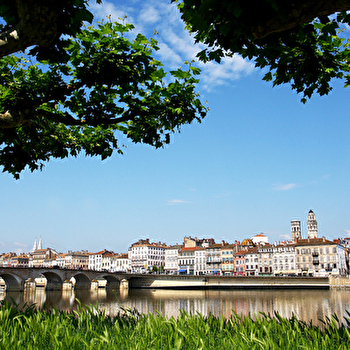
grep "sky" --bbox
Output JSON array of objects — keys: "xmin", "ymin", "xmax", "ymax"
[{"xmin": 1, "ymin": 0, "xmax": 350, "ymax": 254}]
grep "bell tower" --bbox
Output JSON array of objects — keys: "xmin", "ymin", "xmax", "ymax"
[
  {"xmin": 291, "ymin": 220, "xmax": 301, "ymax": 242},
  {"xmin": 307, "ymin": 210, "xmax": 318, "ymax": 239}
]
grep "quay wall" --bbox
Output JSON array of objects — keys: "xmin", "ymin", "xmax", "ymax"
[
  {"xmin": 329, "ymin": 276, "xmax": 350, "ymax": 290},
  {"xmin": 128, "ymin": 275, "xmax": 330, "ymax": 290}
]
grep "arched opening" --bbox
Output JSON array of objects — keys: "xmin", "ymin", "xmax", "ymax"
[
  {"xmin": 41, "ymin": 272, "xmax": 63, "ymax": 291},
  {"xmin": 71, "ymin": 273, "xmax": 91, "ymax": 290},
  {"xmin": 0, "ymin": 273, "xmax": 24, "ymax": 292},
  {"xmin": 101, "ymin": 274, "xmax": 120, "ymax": 290}
]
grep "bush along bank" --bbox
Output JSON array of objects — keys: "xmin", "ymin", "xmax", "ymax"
[{"xmin": 0, "ymin": 301, "xmax": 349, "ymax": 349}]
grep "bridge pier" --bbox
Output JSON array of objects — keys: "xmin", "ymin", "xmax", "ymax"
[{"xmin": 120, "ymin": 279, "xmax": 129, "ymax": 290}]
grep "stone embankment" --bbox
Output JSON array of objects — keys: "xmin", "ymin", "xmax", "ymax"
[{"xmin": 329, "ymin": 276, "xmax": 350, "ymax": 290}]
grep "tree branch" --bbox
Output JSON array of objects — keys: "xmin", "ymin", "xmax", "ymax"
[
  {"xmin": 0, "ymin": 0, "xmax": 58, "ymax": 57},
  {"xmin": 252, "ymin": 0, "xmax": 350, "ymax": 39},
  {"xmin": 37, "ymin": 109, "xmax": 138, "ymax": 127}
]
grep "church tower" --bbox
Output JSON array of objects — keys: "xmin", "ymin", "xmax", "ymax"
[
  {"xmin": 307, "ymin": 210, "xmax": 318, "ymax": 239},
  {"xmin": 32, "ymin": 238, "xmax": 37, "ymax": 252},
  {"xmin": 291, "ymin": 220, "xmax": 301, "ymax": 242}
]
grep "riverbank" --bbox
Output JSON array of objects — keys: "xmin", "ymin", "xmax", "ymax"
[{"xmin": 0, "ymin": 300, "xmax": 349, "ymax": 349}]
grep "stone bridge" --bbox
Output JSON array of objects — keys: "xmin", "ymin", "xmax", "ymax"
[
  {"xmin": 0, "ymin": 268, "xmax": 332, "ymax": 292},
  {"xmin": 0, "ymin": 267, "xmax": 128, "ymax": 291}
]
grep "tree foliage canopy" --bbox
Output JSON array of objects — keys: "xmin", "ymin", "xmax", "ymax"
[
  {"xmin": 0, "ymin": 2, "xmax": 207, "ymax": 178},
  {"xmin": 174, "ymin": 0, "xmax": 350, "ymax": 102}
]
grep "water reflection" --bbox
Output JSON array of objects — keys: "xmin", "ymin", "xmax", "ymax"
[{"xmin": 1, "ymin": 288, "xmax": 350, "ymax": 327}]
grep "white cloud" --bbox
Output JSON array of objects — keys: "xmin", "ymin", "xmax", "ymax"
[
  {"xmin": 139, "ymin": 6, "xmax": 161, "ymax": 24},
  {"xmin": 157, "ymin": 43, "xmax": 183, "ymax": 66},
  {"xmin": 344, "ymin": 229, "xmax": 350, "ymax": 237},
  {"xmin": 272, "ymin": 183, "xmax": 298, "ymax": 191},
  {"xmin": 89, "ymin": 1, "xmax": 255, "ymax": 89},
  {"xmin": 200, "ymin": 56, "xmax": 254, "ymax": 90},
  {"xmin": 166, "ymin": 199, "xmax": 190, "ymax": 205},
  {"xmin": 89, "ymin": 1, "xmax": 135, "ymax": 23}
]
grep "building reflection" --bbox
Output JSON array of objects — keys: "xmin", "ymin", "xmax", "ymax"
[{"xmin": 1, "ymin": 288, "xmax": 349, "ymax": 327}]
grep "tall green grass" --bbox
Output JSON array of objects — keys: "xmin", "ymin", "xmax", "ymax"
[{"xmin": 0, "ymin": 300, "xmax": 349, "ymax": 349}]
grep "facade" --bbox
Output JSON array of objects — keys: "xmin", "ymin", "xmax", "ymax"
[
  {"xmin": 67, "ymin": 251, "xmax": 89, "ymax": 270},
  {"xmin": 128, "ymin": 239, "xmax": 166, "ymax": 272},
  {"xmin": 55, "ymin": 253, "xmax": 67, "ymax": 269},
  {"xmin": 178, "ymin": 247, "xmax": 196, "ymax": 275},
  {"xmin": 110, "ymin": 253, "xmax": 130, "ymax": 272},
  {"xmin": 194, "ymin": 248, "xmax": 206, "ymax": 275},
  {"xmin": 273, "ymin": 243, "xmax": 296, "ymax": 276},
  {"xmin": 11, "ymin": 254, "xmax": 29, "ymax": 268},
  {"xmin": 295, "ymin": 238, "xmax": 347, "ymax": 276},
  {"xmin": 257, "ymin": 245, "xmax": 273, "ymax": 275},
  {"xmin": 31, "ymin": 248, "xmax": 58, "ymax": 268},
  {"xmin": 245, "ymin": 247, "xmax": 259, "ymax": 276},
  {"xmin": 88, "ymin": 250, "xmax": 113, "ymax": 271},
  {"xmin": 164, "ymin": 245, "xmax": 182, "ymax": 274},
  {"xmin": 221, "ymin": 244, "xmax": 234, "ymax": 275},
  {"xmin": 206, "ymin": 243, "xmax": 224, "ymax": 275},
  {"xmin": 233, "ymin": 250, "xmax": 246, "ymax": 276}
]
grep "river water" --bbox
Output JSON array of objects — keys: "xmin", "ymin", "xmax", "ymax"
[{"xmin": 1, "ymin": 288, "xmax": 350, "ymax": 327}]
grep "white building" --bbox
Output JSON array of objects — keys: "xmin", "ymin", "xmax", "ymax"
[
  {"xmin": 252, "ymin": 233, "xmax": 268, "ymax": 246},
  {"xmin": 165, "ymin": 245, "xmax": 182, "ymax": 274},
  {"xmin": 194, "ymin": 248, "xmax": 206, "ymax": 275},
  {"xmin": 110, "ymin": 253, "xmax": 130, "ymax": 272},
  {"xmin": 128, "ymin": 239, "xmax": 167, "ymax": 272},
  {"xmin": 88, "ymin": 250, "xmax": 113, "ymax": 271},
  {"xmin": 273, "ymin": 243, "xmax": 296, "ymax": 276}
]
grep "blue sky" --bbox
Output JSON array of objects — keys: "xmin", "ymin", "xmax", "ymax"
[{"xmin": 1, "ymin": 0, "xmax": 350, "ymax": 254}]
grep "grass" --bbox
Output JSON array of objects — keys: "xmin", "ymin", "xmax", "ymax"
[{"xmin": 0, "ymin": 300, "xmax": 349, "ymax": 349}]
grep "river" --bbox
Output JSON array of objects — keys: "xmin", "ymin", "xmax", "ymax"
[{"xmin": 1, "ymin": 288, "xmax": 349, "ymax": 327}]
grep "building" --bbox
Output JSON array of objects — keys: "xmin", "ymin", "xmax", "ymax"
[
  {"xmin": 88, "ymin": 250, "xmax": 113, "ymax": 271},
  {"xmin": 206, "ymin": 243, "xmax": 225, "ymax": 275},
  {"xmin": 65, "ymin": 251, "xmax": 89, "ymax": 270},
  {"xmin": 245, "ymin": 247, "xmax": 259, "ymax": 276},
  {"xmin": 194, "ymin": 247, "xmax": 206, "ymax": 275},
  {"xmin": 11, "ymin": 254, "xmax": 29, "ymax": 268},
  {"xmin": 273, "ymin": 243, "xmax": 296, "ymax": 276},
  {"xmin": 295, "ymin": 238, "xmax": 347, "ymax": 276},
  {"xmin": 252, "ymin": 233, "xmax": 268, "ymax": 246},
  {"xmin": 31, "ymin": 248, "xmax": 58, "ymax": 268},
  {"xmin": 128, "ymin": 239, "xmax": 167, "ymax": 272},
  {"xmin": 221, "ymin": 244, "xmax": 235, "ymax": 275},
  {"xmin": 164, "ymin": 244, "xmax": 182, "ymax": 274},
  {"xmin": 257, "ymin": 245, "xmax": 273, "ymax": 275},
  {"xmin": 110, "ymin": 253, "xmax": 130, "ymax": 272},
  {"xmin": 233, "ymin": 250, "xmax": 246, "ymax": 276}
]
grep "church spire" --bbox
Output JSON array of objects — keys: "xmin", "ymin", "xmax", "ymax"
[
  {"xmin": 32, "ymin": 238, "xmax": 37, "ymax": 252},
  {"xmin": 38, "ymin": 237, "xmax": 42, "ymax": 250}
]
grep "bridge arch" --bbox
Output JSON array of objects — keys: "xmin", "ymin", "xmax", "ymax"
[
  {"xmin": 0, "ymin": 272, "xmax": 24, "ymax": 292},
  {"xmin": 41, "ymin": 271, "xmax": 63, "ymax": 291},
  {"xmin": 100, "ymin": 274, "xmax": 121, "ymax": 290},
  {"xmin": 71, "ymin": 273, "xmax": 91, "ymax": 290}
]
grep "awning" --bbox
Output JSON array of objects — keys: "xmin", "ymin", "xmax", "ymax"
[{"xmin": 178, "ymin": 269, "xmax": 187, "ymax": 272}]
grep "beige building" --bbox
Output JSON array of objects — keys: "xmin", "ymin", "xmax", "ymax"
[
  {"xmin": 295, "ymin": 238, "xmax": 347, "ymax": 276},
  {"xmin": 31, "ymin": 248, "xmax": 58, "ymax": 268}
]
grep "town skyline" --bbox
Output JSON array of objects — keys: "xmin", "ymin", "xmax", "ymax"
[{"xmin": 1, "ymin": 0, "xmax": 350, "ymax": 254}]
